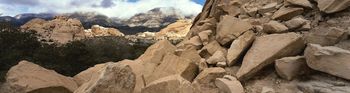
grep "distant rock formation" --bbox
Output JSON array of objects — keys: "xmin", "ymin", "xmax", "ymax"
[
  {"xmin": 21, "ymin": 16, "xmax": 85, "ymax": 43},
  {"xmin": 155, "ymin": 19, "xmax": 192, "ymax": 40},
  {"xmin": 85, "ymin": 25, "xmax": 125, "ymax": 37},
  {"xmin": 0, "ymin": 7, "xmax": 195, "ymax": 35}
]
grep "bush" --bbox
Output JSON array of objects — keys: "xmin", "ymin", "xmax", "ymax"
[{"xmin": 0, "ymin": 22, "xmax": 151, "ymax": 82}]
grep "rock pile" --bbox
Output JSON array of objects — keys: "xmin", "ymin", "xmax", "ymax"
[{"xmin": 2, "ymin": 0, "xmax": 350, "ymax": 93}]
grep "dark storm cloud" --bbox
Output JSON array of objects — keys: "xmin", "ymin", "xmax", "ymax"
[
  {"xmin": 70, "ymin": 0, "xmax": 86, "ymax": 6},
  {"xmin": 100, "ymin": 0, "xmax": 115, "ymax": 8},
  {"xmin": 0, "ymin": 0, "xmax": 40, "ymax": 6}
]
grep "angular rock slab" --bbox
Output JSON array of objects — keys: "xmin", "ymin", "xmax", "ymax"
[
  {"xmin": 286, "ymin": 0, "xmax": 312, "ymax": 8},
  {"xmin": 275, "ymin": 56, "xmax": 309, "ymax": 80},
  {"xmin": 201, "ymin": 40, "xmax": 227, "ymax": 56},
  {"xmin": 236, "ymin": 33, "xmax": 305, "ymax": 81},
  {"xmin": 305, "ymin": 27, "xmax": 348, "ymax": 46},
  {"xmin": 304, "ymin": 44, "xmax": 350, "ymax": 80},
  {"xmin": 284, "ymin": 17, "xmax": 308, "ymax": 30},
  {"xmin": 73, "ymin": 63, "xmax": 109, "ymax": 86},
  {"xmin": 141, "ymin": 75, "xmax": 193, "ymax": 93},
  {"xmin": 227, "ymin": 31, "xmax": 255, "ymax": 66},
  {"xmin": 147, "ymin": 53, "xmax": 198, "ymax": 84},
  {"xmin": 317, "ymin": 0, "xmax": 350, "ymax": 14},
  {"xmin": 118, "ymin": 60, "xmax": 145, "ymax": 93},
  {"xmin": 136, "ymin": 40, "xmax": 176, "ymax": 83},
  {"xmin": 5, "ymin": 61, "xmax": 78, "ymax": 93},
  {"xmin": 192, "ymin": 67, "xmax": 226, "ymax": 93},
  {"xmin": 216, "ymin": 15, "xmax": 253, "ymax": 45},
  {"xmin": 207, "ymin": 50, "xmax": 227, "ymax": 65},
  {"xmin": 74, "ymin": 63, "xmax": 136, "ymax": 93},
  {"xmin": 215, "ymin": 75, "xmax": 244, "ymax": 93},
  {"xmin": 272, "ymin": 7, "xmax": 304, "ymax": 21},
  {"xmin": 263, "ymin": 20, "xmax": 289, "ymax": 34}
]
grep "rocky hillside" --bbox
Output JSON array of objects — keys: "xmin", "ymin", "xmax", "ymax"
[
  {"xmin": 0, "ymin": 7, "xmax": 194, "ymax": 35},
  {"xmin": 2, "ymin": 0, "xmax": 350, "ymax": 93}
]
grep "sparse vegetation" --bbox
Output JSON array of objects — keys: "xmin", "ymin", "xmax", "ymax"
[{"xmin": 0, "ymin": 22, "xmax": 150, "ymax": 82}]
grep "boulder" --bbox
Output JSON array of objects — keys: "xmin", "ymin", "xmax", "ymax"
[
  {"xmin": 74, "ymin": 62, "xmax": 136, "ymax": 93},
  {"xmin": 199, "ymin": 59, "xmax": 209, "ymax": 72},
  {"xmin": 185, "ymin": 36, "xmax": 203, "ymax": 50},
  {"xmin": 198, "ymin": 30, "xmax": 213, "ymax": 45},
  {"xmin": 263, "ymin": 20, "xmax": 289, "ymax": 33},
  {"xmin": 316, "ymin": 0, "xmax": 350, "ymax": 14},
  {"xmin": 335, "ymin": 40, "xmax": 350, "ymax": 50},
  {"xmin": 118, "ymin": 60, "xmax": 145, "ymax": 93},
  {"xmin": 73, "ymin": 63, "xmax": 109, "ymax": 86},
  {"xmin": 218, "ymin": 0, "xmax": 241, "ymax": 16},
  {"xmin": 202, "ymin": 40, "xmax": 226, "ymax": 56},
  {"xmin": 216, "ymin": 15, "xmax": 253, "ymax": 45},
  {"xmin": 137, "ymin": 40, "xmax": 176, "ymax": 83},
  {"xmin": 243, "ymin": 5, "xmax": 259, "ymax": 17},
  {"xmin": 207, "ymin": 50, "xmax": 226, "ymax": 65},
  {"xmin": 272, "ymin": 7, "xmax": 304, "ymax": 21},
  {"xmin": 216, "ymin": 62, "xmax": 227, "ymax": 67},
  {"xmin": 5, "ymin": 61, "xmax": 78, "ymax": 93},
  {"xmin": 226, "ymin": 31, "xmax": 255, "ymax": 66},
  {"xmin": 215, "ymin": 75, "xmax": 244, "ymax": 93},
  {"xmin": 236, "ymin": 33, "xmax": 305, "ymax": 81},
  {"xmin": 176, "ymin": 48, "xmax": 202, "ymax": 64},
  {"xmin": 192, "ymin": 67, "xmax": 226, "ymax": 93},
  {"xmin": 304, "ymin": 44, "xmax": 350, "ymax": 80},
  {"xmin": 284, "ymin": 17, "xmax": 308, "ymax": 30},
  {"xmin": 258, "ymin": 2, "xmax": 278, "ymax": 14},
  {"xmin": 305, "ymin": 27, "xmax": 348, "ymax": 46},
  {"xmin": 141, "ymin": 75, "xmax": 193, "ymax": 93},
  {"xmin": 147, "ymin": 53, "xmax": 198, "ymax": 84},
  {"xmin": 225, "ymin": 66, "xmax": 241, "ymax": 77},
  {"xmin": 275, "ymin": 56, "xmax": 309, "ymax": 80},
  {"xmin": 286, "ymin": 0, "xmax": 312, "ymax": 8}
]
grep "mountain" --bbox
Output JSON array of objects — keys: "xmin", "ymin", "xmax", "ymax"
[
  {"xmin": 0, "ymin": 7, "xmax": 195, "ymax": 35},
  {"xmin": 0, "ymin": 13, "xmax": 55, "ymax": 26}
]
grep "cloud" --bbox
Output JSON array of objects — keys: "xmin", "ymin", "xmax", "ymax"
[
  {"xmin": 100, "ymin": 0, "xmax": 116, "ymax": 8},
  {"xmin": 0, "ymin": 0, "xmax": 40, "ymax": 6},
  {"xmin": 0, "ymin": 0, "xmax": 203, "ymax": 19}
]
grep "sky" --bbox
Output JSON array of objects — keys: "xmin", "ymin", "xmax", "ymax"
[{"xmin": 0, "ymin": 0, "xmax": 206, "ymax": 19}]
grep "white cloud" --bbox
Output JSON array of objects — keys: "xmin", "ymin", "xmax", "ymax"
[{"xmin": 0, "ymin": 0, "xmax": 203, "ymax": 19}]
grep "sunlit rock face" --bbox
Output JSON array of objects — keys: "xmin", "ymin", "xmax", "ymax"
[
  {"xmin": 21, "ymin": 16, "xmax": 85, "ymax": 44},
  {"xmin": 84, "ymin": 25, "xmax": 125, "ymax": 37},
  {"xmin": 155, "ymin": 19, "xmax": 192, "ymax": 40}
]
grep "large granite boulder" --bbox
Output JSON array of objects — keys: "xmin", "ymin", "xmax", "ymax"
[
  {"xmin": 316, "ymin": 0, "xmax": 350, "ymax": 14},
  {"xmin": 216, "ymin": 15, "xmax": 253, "ymax": 45},
  {"xmin": 147, "ymin": 53, "xmax": 198, "ymax": 84},
  {"xmin": 226, "ymin": 31, "xmax": 255, "ymax": 66},
  {"xmin": 304, "ymin": 44, "xmax": 350, "ymax": 80},
  {"xmin": 275, "ymin": 56, "xmax": 309, "ymax": 80},
  {"xmin": 236, "ymin": 33, "xmax": 305, "ymax": 81},
  {"xmin": 136, "ymin": 40, "xmax": 177, "ymax": 84},
  {"xmin": 74, "ymin": 62, "xmax": 136, "ymax": 93},
  {"xmin": 141, "ymin": 75, "xmax": 193, "ymax": 93},
  {"xmin": 192, "ymin": 67, "xmax": 226, "ymax": 93},
  {"xmin": 73, "ymin": 63, "xmax": 109, "ymax": 86},
  {"xmin": 5, "ymin": 61, "xmax": 78, "ymax": 93}
]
